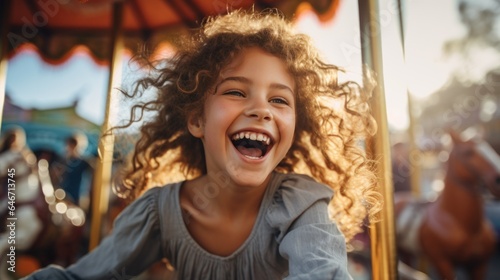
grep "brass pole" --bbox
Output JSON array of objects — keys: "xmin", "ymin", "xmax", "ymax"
[
  {"xmin": 397, "ymin": 0, "xmax": 421, "ymax": 197},
  {"xmin": 407, "ymin": 93, "xmax": 421, "ymax": 198},
  {"xmin": 0, "ymin": 0, "xmax": 12, "ymax": 133},
  {"xmin": 89, "ymin": 1, "xmax": 124, "ymax": 250},
  {"xmin": 357, "ymin": 0, "xmax": 398, "ymax": 279}
]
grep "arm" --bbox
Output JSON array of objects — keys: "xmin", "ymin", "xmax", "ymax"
[
  {"xmin": 24, "ymin": 187, "xmax": 164, "ymax": 280},
  {"xmin": 279, "ymin": 200, "xmax": 352, "ymax": 280}
]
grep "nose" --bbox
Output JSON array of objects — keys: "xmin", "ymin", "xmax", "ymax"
[{"xmin": 245, "ymin": 98, "xmax": 273, "ymax": 121}]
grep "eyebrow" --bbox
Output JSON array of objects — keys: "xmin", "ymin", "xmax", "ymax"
[{"xmin": 215, "ymin": 76, "xmax": 294, "ymax": 95}]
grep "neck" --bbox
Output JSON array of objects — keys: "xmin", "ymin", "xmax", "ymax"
[
  {"xmin": 188, "ymin": 171, "xmax": 272, "ymax": 219},
  {"xmin": 440, "ymin": 169, "xmax": 484, "ymax": 231}
]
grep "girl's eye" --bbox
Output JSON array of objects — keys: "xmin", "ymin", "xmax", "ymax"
[
  {"xmin": 270, "ymin": 97, "xmax": 289, "ymax": 105},
  {"xmin": 223, "ymin": 90, "xmax": 245, "ymax": 97}
]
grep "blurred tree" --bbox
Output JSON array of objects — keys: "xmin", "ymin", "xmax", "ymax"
[{"xmin": 443, "ymin": 0, "xmax": 500, "ymax": 83}]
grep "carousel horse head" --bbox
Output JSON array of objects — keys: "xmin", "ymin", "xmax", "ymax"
[
  {"xmin": 447, "ymin": 129, "xmax": 500, "ymax": 198},
  {"xmin": 396, "ymin": 129, "xmax": 500, "ymax": 280}
]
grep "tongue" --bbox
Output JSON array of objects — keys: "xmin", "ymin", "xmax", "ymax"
[{"xmin": 236, "ymin": 145, "xmax": 263, "ymax": 158}]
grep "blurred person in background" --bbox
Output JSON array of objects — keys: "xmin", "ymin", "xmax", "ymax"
[
  {"xmin": 53, "ymin": 133, "xmax": 94, "ymax": 213},
  {"xmin": 0, "ymin": 127, "xmax": 44, "ymax": 279}
]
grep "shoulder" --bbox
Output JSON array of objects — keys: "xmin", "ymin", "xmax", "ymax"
[
  {"xmin": 266, "ymin": 173, "xmax": 334, "ymax": 239},
  {"xmin": 271, "ymin": 172, "xmax": 333, "ymax": 208},
  {"xmin": 279, "ymin": 172, "xmax": 333, "ymax": 195},
  {"xmin": 114, "ymin": 182, "xmax": 179, "ymax": 225},
  {"xmin": 0, "ymin": 150, "xmax": 24, "ymax": 165},
  {"xmin": 114, "ymin": 187, "xmax": 162, "ymax": 222},
  {"xmin": 0, "ymin": 151, "xmax": 31, "ymax": 174}
]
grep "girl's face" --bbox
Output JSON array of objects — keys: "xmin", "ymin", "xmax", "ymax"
[{"xmin": 188, "ymin": 47, "xmax": 296, "ymax": 189}]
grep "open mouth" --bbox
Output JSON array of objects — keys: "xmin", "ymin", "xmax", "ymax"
[{"xmin": 231, "ymin": 131, "xmax": 273, "ymax": 159}]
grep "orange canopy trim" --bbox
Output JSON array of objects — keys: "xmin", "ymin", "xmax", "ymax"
[
  {"xmin": 295, "ymin": 0, "xmax": 341, "ymax": 23},
  {"xmin": 9, "ymin": 40, "xmax": 176, "ymax": 68},
  {"xmin": 8, "ymin": 43, "xmax": 109, "ymax": 67},
  {"xmin": 150, "ymin": 42, "xmax": 178, "ymax": 61},
  {"xmin": 7, "ymin": 0, "xmax": 340, "ymax": 63}
]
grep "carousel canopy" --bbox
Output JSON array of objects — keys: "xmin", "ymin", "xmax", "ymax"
[{"xmin": 6, "ymin": 0, "xmax": 340, "ymax": 63}]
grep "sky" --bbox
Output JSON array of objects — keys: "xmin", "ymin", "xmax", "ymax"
[
  {"xmin": 4, "ymin": 0, "xmax": 487, "ymax": 131},
  {"xmin": 6, "ymin": 50, "xmax": 109, "ymax": 124}
]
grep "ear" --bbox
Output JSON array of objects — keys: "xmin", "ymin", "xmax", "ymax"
[
  {"xmin": 448, "ymin": 129, "xmax": 463, "ymax": 144},
  {"xmin": 187, "ymin": 113, "xmax": 204, "ymax": 138}
]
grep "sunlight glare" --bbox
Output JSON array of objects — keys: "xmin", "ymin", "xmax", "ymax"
[
  {"xmin": 405, "ymin": 60, "xmax": 451, "ymax": 100},
  {"xmin": 404, "ymin": 0, "xmax": 465, "ymax": 100}
]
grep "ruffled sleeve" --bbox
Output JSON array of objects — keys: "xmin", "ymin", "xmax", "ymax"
[
  {"xmin": 24, "ymin": 187, "xmax": 164, "ymax": 280},
  {"xmin": 267, "ymin": 174, "xmax": 352, "ymax": 280}
]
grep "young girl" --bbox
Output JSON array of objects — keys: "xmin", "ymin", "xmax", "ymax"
[{"xmin": 25, "ymin": 9, "xmax": 380, "ymax": 279}]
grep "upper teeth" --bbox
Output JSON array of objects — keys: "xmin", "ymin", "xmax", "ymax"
[{"xmin": 232, "ymin": 131, "xmax": 271, "ymax": 145}]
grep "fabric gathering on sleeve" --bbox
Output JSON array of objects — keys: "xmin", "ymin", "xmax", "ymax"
[
  {"xmin": 266, "ymin": 173, "xmax": 352, "ymax": 280},
  {"xmin": 24, "ymin": 187, "xmax": 164, "ymax": 280}
]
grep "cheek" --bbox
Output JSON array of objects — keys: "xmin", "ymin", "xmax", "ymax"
[
  {"xmin": 288, "ymin": 116, "xmax": 296, "ymax": 134},
  {"xmin": 203, "ymin": 99, "xmax": 240, "ymax": 134},
  {"xmin": 210, "ymin": 105, "xmax": 238, "ymax": 127},
  {"xmin": 280, "ymin": 113, "xmax": 296, "ymax": 147}
]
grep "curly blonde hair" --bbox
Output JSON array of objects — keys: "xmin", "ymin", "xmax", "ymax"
[{"xmin": 113, "ymin": 9, "xmax": 381, "ymax": 241}]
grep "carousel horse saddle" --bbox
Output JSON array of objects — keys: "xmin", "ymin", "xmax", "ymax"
[{"xmin": 396, "ymin": 199, "xmax": 432, "ymax": 254}]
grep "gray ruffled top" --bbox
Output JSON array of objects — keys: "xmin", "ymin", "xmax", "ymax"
[{"xmin": 26, "ymin": 172, "xmax": 351, "ymax": 279}]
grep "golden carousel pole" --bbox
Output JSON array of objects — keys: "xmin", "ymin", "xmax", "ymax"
[
  {"xmin": 397, "ymin": 0, "xmax": 428, "ymax": 273},
  {"xmin": 396, "ymin": 0, "xmax": 421, "ymax": 197},
  {"xmin": 89, "ymin": 1, "xmax": 124, "ymax": 250},
  {"xmin": 357, "ymin": 0, "xmax": 398, "ymax": 279},
  {"xmin": 0, "ymin": 0, "xmax": 12, "ymax": 133}
]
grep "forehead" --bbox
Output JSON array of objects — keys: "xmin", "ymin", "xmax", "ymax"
[{"xmin": 219, "ymin": 47, "xmax": 295, "ymax": 89}]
